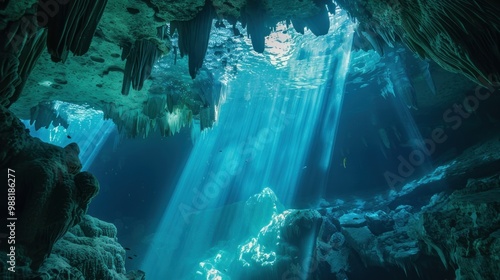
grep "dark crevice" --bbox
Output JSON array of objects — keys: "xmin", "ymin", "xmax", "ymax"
[
  {"xmin": 90, "ymin": 56, "xmax": 105, "ymax": 63},
  {"xmin": 126, "ymin": 7, "xmax": 140, "ymax": 15},
  {"xmin": 0, "ymin": 0, "xmax": 10, "ymax": 10},
  {"xmin": 101, "ymin": 66, "xmax": 124, "ymax": 76}
]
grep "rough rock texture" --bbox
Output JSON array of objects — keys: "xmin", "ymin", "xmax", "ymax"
[
  {"xmin": 184, "ymin": 187, "xmax": 285, "ymax": 270},
  {"xmin": 389, "ymin": 134, "xmax": 500, "ymax": 209},
  {"xmin": 0, "ymin": 104, "xmax": 98, "ymax": 269},
  {"xmin": 148, "ymin": 0, "xmax": 321, "ymax": 22},
  {"xmin": 8, "ymin": 29, "xmax": 219, "ymax": 137},
  {"xmin": 212, "ymin": 0, "xmax": 246, "ymax": 19},
  {"xmin": 43, "ymin": 0, "xmax": 109, "ymax": 63},
  {"xmin": 97, "ymin": 0, "xmax": 164, "ymax": 46},
  {"xmin": 341, "ymin": 207, "xmax": 420, "ymax": 271},
  {"xmin": 195, "ymin": 170, "xmax": 500, "ymax": 279},
  {"xmin": 0, "ymin": 3, "xmax": 47, "ymax": 107},
  {"xmin": 409, "ymin": 174, "xmax": 500, "ymax": 280},
  {"xmin": 237, "ymin": 209, "xmax": 324, "ymax": 280},
  {"xmin": 29, "ymin": 101, "xmax": 69, "ymax": 130},
  {"xmin": 0, "ymin": 0, "xmax": 172, "ymax": 138},
  {"xmin": 0, "ymin": 215, "xmax": 145, "ymax": 280},
  {"xmin": 316, "ymin": 215, "xmax": 349, "ymax": 278},
  {"xmin": 0, "ymin": 0, "xmax": 322, "ymax": 122},
  {"xmin": 151, "ymin": 0, "xmax": 206, "ymax": 21},
  {"xmin": 0, "ymin": 0, "xmax": 37, "ymax": 29},
  {"xmin": 3, "ymin": 0, "xmax": 499, "ymax": 139},
  {"xmin": 336, "ymin": 0, "xmax": 500, "ymax": 86}
]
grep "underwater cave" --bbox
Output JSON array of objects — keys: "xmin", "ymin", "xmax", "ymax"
[{"xmin": 1, "ymin": 0, "xmax": 500, "ymax": 279}]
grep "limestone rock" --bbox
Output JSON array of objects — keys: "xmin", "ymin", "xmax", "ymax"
[
  {"xmin": 364, "ymin": 210, "xmax": 394, "ymax": 235},
  {"xmin": 339, "ymin": 212, "xmax": 366, "ymax": 228},
  {"xmin": 0, "ymin": 215, "xmax": 145, "ymax": 280},
  {"xmin": 409, "ymin": 174, "xmax": 500, "ymax": 280},
  {"xmin": 336, "ymin": 0, "xmax": 500, "ymax": 86},
  {"xmin": 0, "ymin": 0, "xmax": 37, "ymax": 29},
  {"xmin": 151, "ymin": 0, "xmax": 206, "ymax": 21},
  {"xmin": 237, "ymin": 209, "xmax": 323, "ymax": 279},
  {"xmin": 0, "ymin": 105, "xmax": 98, "ymax": 269}
]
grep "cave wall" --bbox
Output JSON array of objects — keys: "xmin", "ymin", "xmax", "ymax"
[{"xmin": 336, "ymin": 0, "xmax": 500, "ymax": 86}]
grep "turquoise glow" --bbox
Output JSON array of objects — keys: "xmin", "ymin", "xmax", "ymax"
[{"xmin": 140, "ymin": 11, "xmax": 355, "ymax": 279}]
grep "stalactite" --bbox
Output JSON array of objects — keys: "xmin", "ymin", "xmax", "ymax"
[
  {"xmin": 166, "ymin": 93, "xmax": 174, "ymax": 113},
  {"xmin": 0, "ymin": 54, "xmax": 20, "ymax": 107},
  {"xmin": 121, "ymin": 39, "xmax": 162, "ymax": 95},
  {"xmin": 291, "ymin": 18, "xmax": 306, "ymax": 35},
  {"xmin": 29, "ymin": 102, "xmax": 69, "ymax": 130},
  {"xmin": 143, "ymin": 95, "xmax": 166, "ymax": 119},
  {"xmin": 170, "ymin": 0, "xmax": 215, "ymax": 79},
  {"xmin": 241, "ymin": 0, "xmax": 270, "ymax": 53},
  {"xmin": 396, "ymin": 0, "xmax": 500, "ymax": 85},
  {"xmin": 356, "ymin": 23, "xmax": 384, "ymax": 56},
  {"xmin": 336, "ymin": 0, "xmax": 500, "ymax": 86},
  {"xmin": 157, "ymin": 116, "xmax": 171, "ymax": 137},
  {"xmin": 11, "ymin": 28, "xmax": 47, "ymax": 105},
  {"xmin": 309, "ymin": 4, "xmax": 330, "ymax": 36},
  {"xmin": 40, "ymin": 0, "xmax": 108, "ymax": 63},
  {"xmin": 0, "ymin": 12, "xmax": 47, "ymax": 107},
  {"xmin": 157, "ymin": 25, "xmax": 168, "ymax": 40},
  {"xmin": 292, "ymin": 1, "xmax": 331, "ymax": 36}
]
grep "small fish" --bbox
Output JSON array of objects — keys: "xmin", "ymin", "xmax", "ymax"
[
  {"xmin": 343, "ymin": 157, "xmax": 347, "ymax": 168},
  {"xmin": 134, "ymin": 254, "xmax": 137, "ymax": 257},
  {"xmin": 125, "ymin": 247, "xmax": 131, "ymax": 251},
  {"xmin": 128, "ymin": 257, "xmax": 133, "ymax": 260},
  {"xmin": 67, "ymin": 135, "xmax": 71, "ymax": 139}
]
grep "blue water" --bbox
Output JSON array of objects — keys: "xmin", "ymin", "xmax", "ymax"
[
  {"xmin": 14, "ymin": 3, "xmax": 500, "ymax": 279},
  {"xmin": 22, "ymin": 12, "xmax": 356, "ymax": 279},
  {"xmin": 138, "ymin": 12, "xmax": 354, "ymax": 279},
  {"xmin": 22, "ymin": 102, "xmax": 115, "ymax": 170}
]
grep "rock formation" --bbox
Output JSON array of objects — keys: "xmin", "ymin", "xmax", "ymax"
[
  {"xmin": 194, "ymin": 169, "xmax": 500, "ymax": 279},
  {"xmin": 335, "ymin": 0, "xmax": 500, "ymax": 86},
  {"xmin": 2, "ymin": 0, "xmax": 499, "ymax": 137},
  {"xmin": 409, "ymin": 175, "xmax": 500, "ymax": 279},
  {"xmin": 0, "ymin": 104, "xmax": 98, "ymax": 269},
  {"xmin": 0, "ymin": 215, "xmax": 145, "ymax": 279},
  {"xmin": 0, "ymin": 102, "xmax": 143, "ymax": 278}
]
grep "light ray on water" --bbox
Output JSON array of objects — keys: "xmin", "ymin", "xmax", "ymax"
[{"xmin": 141, "ymin": 11, "xmax": 355, "ymax": 279}]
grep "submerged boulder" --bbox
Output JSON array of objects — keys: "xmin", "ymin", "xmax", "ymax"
[{"xmin": 409, "ymin": 174, "xmax": 500, "ymax": 280}]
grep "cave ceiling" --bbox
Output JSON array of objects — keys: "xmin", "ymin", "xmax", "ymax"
[{"xmin": 0, "ymin": 0, "xmax": 499, "ymax": 137}]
